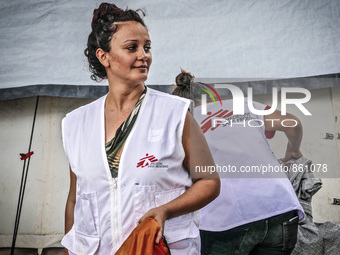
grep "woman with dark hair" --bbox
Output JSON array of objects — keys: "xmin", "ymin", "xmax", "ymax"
[
  {"xmin": 61, "ymin": 3, "xmax": 219, "ymax": 255},
  {"xmin": 172, "ymin": 69, "xmax": 206, "ymax": 109},
  {"xmin": 173, "ymin": 70, "xmax": 304, "ymax": 255}
]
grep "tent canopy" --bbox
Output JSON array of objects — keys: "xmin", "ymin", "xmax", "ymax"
[{"xmin": 0, "ymin": 0, "xmax": 340, "ymax": 100}]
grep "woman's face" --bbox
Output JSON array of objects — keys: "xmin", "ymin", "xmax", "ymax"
[{"xmin": 105, "ymin": 21, "xmax": 152, "ymax": 85}]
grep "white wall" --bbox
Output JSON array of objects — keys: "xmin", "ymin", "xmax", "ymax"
[{"xmin": 0, "ymin": 96, "xmax": 93, "ymax": 249}]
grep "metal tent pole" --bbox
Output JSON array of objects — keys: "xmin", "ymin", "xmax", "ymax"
[{"xmin": 10, "ymin": 96, "xmax": 39, "ymax": 255}]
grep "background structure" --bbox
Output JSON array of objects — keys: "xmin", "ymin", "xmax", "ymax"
[{"xmin": 1, "ymin": 0, "xmax": 339, "ymax": 251}]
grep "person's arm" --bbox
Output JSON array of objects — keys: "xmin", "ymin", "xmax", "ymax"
[
  {"xmin": 264, "ymin": 110, "xmax": 303, "ymax": 162},
  {"xmin": 139, "ymin": 111, "xmax": 220, "ymax": 243},
  {"xmin": 64, "ymin": 167, "xmax": 77, "ymax": 255}
]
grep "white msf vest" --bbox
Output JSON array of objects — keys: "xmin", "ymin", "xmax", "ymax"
[
  {"xmin": 194, "ymin": 99, "xmax": 304, "ymax": 232},
  {"xmin": 61, "ymin": 88, "xmax": 199, "ymax": 255}
]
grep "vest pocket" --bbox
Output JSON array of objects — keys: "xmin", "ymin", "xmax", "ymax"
[
  {"xmin": 62, "ymin": 227, "xmax": 100, "ymax": 255},
  {"xmin": 133, "ymin": 184, "xmax": 157, "ymax": 221},
  {"xmin": 155, "ymin": 188, "xmax": 200, "ymax": 244},
  {"xmin": 61, "ymin": 192, "xmax": 100, "ymax": 254},
  {"xmin": 75, "ymin": 192, "xmax": 100, "ymax": 236}
]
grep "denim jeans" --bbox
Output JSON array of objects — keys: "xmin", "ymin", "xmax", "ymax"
[{"xmin": 200, "ymin": 210, "xmax": 299, "ymax": 255}]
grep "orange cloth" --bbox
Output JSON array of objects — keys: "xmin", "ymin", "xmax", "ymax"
[{"xmin": 115, "ymin": 217, "xmax": 170, "ymax": 255}]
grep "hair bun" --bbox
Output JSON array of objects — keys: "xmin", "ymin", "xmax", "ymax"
[
  {"xmin": 175, "ymin": 69, "xmax": 195, "ymax": 88},
  {"xmin": 92, "ymin": 3, "xmax": 121, "ymax": 28}
]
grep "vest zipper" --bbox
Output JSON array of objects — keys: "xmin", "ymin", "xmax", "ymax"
[{"xmin": 112, "ymin": 177, "xmax": 120, "ymax": 251}]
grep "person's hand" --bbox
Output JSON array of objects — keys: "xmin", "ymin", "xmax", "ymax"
[
  {"xmin": 138, "ymin": 206, "xmax": 168, "ymax": 244},
  {"xmin": 64, "ymin": 248, "xmax": 69, "ymax": 255},
  {"xmin": 280, "ymin": 142, "xmax": 303, "ymax": 163}
]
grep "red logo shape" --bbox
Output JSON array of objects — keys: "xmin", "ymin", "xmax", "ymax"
[
  {"xmin": 137, "ymin": 153, "xmax": 158, "ymax": 168},
  {"xmin": 200, "ymin": 109, "xmax": 233, "ymax": 133}
]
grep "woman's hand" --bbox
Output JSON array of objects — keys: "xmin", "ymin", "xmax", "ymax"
[{"xmin": 138, "ymin": 206, "xmax": 168, "ymax": 244}]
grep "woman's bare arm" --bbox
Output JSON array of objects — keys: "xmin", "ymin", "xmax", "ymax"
[{"xmin": 64, "ymin": 167, "xmax": 77, "ymax": 255}]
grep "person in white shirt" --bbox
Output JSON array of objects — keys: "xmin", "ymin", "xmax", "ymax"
[{"xmin": 172, "ymin": 70, "xmax": 304, "ymax": 255}]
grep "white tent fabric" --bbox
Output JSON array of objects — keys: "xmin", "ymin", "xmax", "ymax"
[{"xmin": 0, "ymin": 0, "xmax": 340, "ymax": 94}]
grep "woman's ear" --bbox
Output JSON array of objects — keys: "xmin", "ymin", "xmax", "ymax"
[{"xmin": 96, "ymin": 48, "xmax": 109, "ymax": 67}]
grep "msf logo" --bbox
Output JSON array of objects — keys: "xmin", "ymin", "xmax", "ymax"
[
  {"xmin": 137, "ymin": 154, "xmax": 158, "ymax": 168},
  {"xmin": 200, "ymin": 84, "xmax": 312, "ymax": 116}
]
